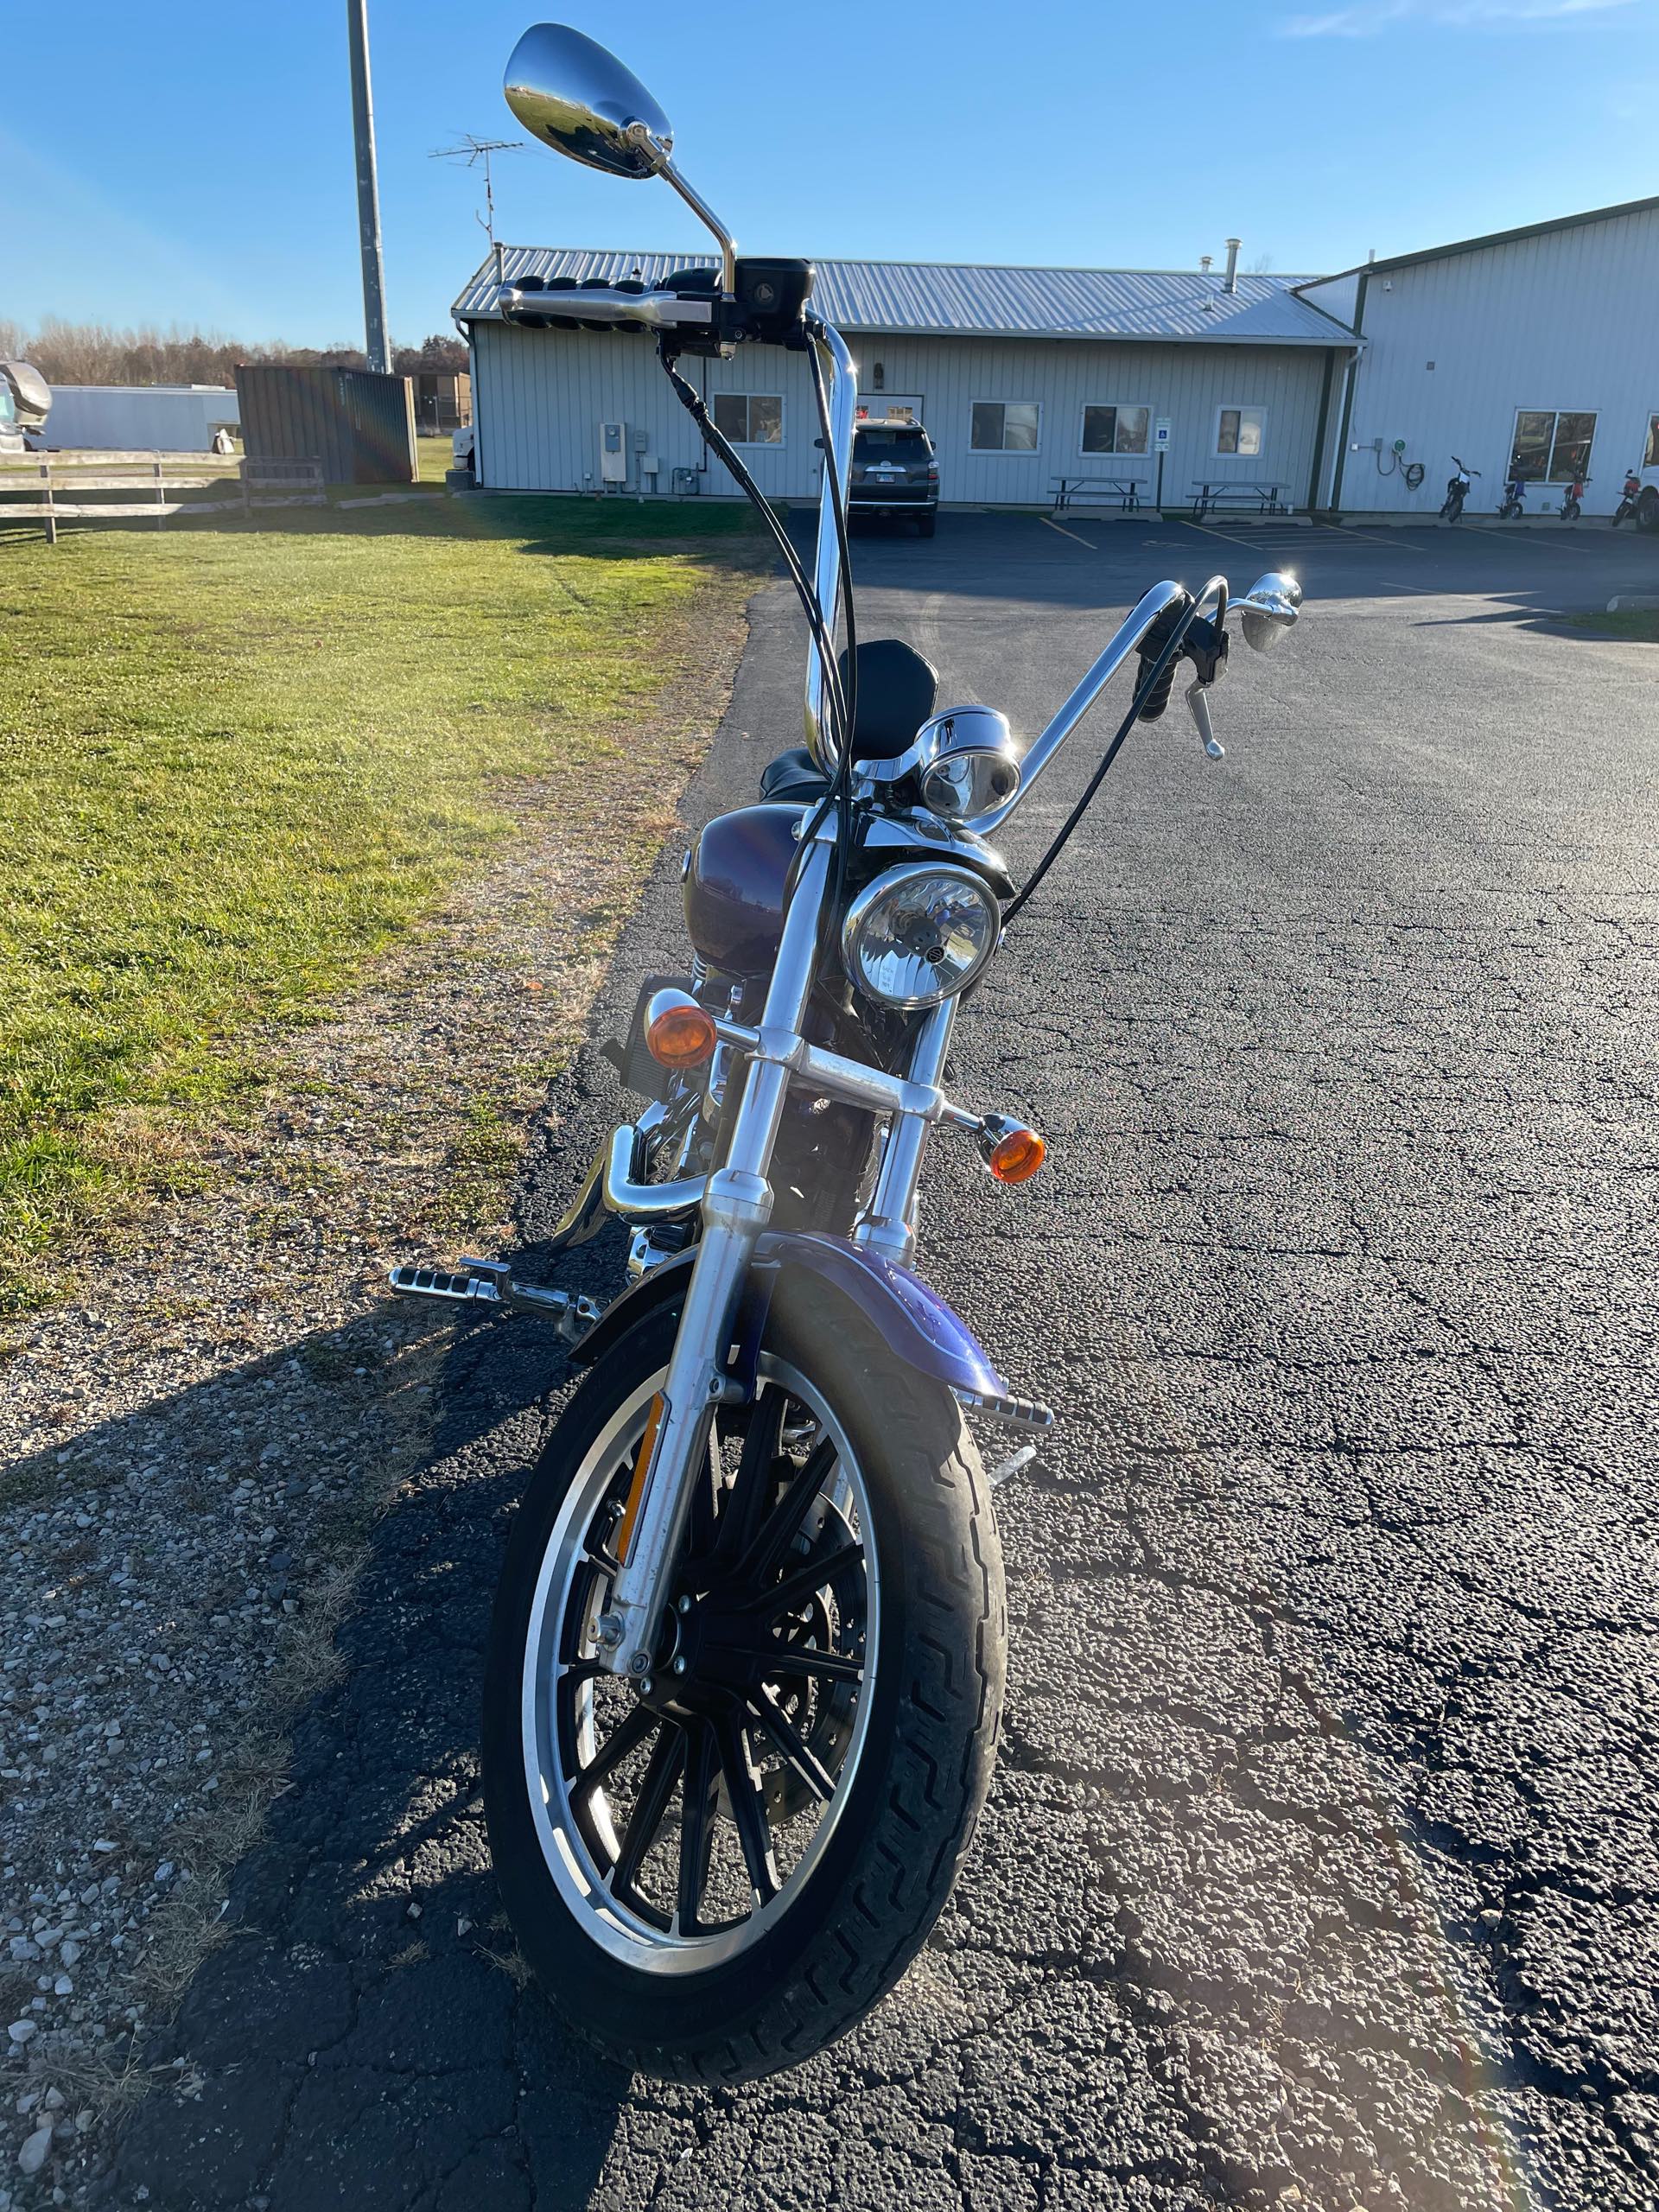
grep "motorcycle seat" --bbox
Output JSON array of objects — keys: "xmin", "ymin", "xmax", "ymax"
[{"xmin": 755, "ymin": 637, "xmax": 940, "ymax": 799}]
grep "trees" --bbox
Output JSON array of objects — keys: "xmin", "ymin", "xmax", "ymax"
[{"xmin": 2, "ymin": 321, "xmax": 464, "ymax": 385}]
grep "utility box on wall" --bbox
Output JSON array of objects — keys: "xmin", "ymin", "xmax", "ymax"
[
  {"xmin": 235, "ymin": 365, "xmax": 418, "ymax": 484},
  {"xmin": 598, "ymin": 420, "xmax": 627, "ymax": 484}
]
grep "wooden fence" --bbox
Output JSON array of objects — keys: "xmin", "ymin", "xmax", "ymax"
[{"xmin": 0, "ymin": 453, "xmax": 327, "ymax": 543}]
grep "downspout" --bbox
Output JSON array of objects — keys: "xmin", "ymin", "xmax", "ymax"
[
  {"xmin": 1327, "ymin": 269, "xmax": 1369, "ymax": 516},
  {"xmin": 453, "ymin": 310, "xmax": 482, "ymax": 486},
  {"xmin": 1306, "ymin": 347, "xmax": 1338, "ymax": 513}
]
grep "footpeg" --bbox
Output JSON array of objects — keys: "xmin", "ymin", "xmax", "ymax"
[
  {"xmin": 388, "ymin": 1258, "xmax": 601, "ymax": 1344},
  {"xmin": 952, "ymin": 1387, "xmax": 1056, "ymax": 1432}
]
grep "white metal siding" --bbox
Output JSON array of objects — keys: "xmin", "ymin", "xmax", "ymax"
[
  {"xmin": 1333, "ymin": 205, "xmax": 1659, "ymax": 516},
  {"xmin": 473, "ymin": 323, "xmax": 1334, "ymax": 512},
  {"xmin": 39, "ymin": 385, "xmax": 239, "ymax": 453}
]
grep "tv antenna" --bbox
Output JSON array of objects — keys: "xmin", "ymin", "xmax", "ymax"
[{"xmin": 429, "ymin": 134, "xmax": 522, "ymax": 249}]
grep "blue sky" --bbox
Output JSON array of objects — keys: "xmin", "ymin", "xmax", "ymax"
[{"xmin": 5, "ymin": 0, "xmax": 1656, "ymax": 347}]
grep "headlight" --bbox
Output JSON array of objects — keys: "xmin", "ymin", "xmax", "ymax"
[
  {"xmin": 911, "ymin": 705, "xmax": 1021, "ymax": 823},
  {"xmin": 842, "ymin": 863, "xmax": 1001, "ymax": 1010}
]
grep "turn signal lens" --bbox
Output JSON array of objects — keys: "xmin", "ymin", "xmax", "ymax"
[
  {"xmin": 645, "ymin": 993, "xmax": 718, "ymax": 1069},
  {"xmin": 982, "ymin": 1118, "xmax": 1046, "ymax": 1185}
]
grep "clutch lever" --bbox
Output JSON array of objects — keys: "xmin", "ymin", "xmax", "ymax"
[{"xmin": 1186, "ymin": 677, "xmax": 1224, "ymax": 760}]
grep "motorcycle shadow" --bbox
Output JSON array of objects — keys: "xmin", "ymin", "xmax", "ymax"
[{"xmin": 105, "ymin": 1258, "xmax": 639, "ymax": 2206}]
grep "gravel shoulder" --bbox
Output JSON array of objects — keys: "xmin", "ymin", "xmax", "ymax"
[{"xmin": 0, "ymin": 574, "xmax": 756, "ymax": 2208}]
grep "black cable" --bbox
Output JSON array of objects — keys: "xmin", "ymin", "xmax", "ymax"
[
  {"xmin": 657, "ymin": 341, "xmax": 849, "ymax": 759},
  {"xmin": 802, "ymin": 326, "xmax": 859, "ymax": 932},
  {"xmin": 1001, "ymin": 596, "xmax": 1209, "ymax": 928}
]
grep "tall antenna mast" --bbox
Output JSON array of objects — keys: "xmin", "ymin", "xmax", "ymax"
[{"xmin": 430, "ymin": 134, "xmax": 523, "ymax": 251}]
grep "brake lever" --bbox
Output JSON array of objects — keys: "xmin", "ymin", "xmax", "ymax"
[{"xmin": 1186, "ymin": 677, "xmax": 1224, "ymax": 760}]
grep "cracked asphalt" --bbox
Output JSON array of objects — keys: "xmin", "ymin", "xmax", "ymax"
[{"xmin": 108, "ymin": 512, "xmax": 1659, "ymax": 2209}]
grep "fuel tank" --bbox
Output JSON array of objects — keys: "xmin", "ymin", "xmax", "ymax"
[{"xmin": 683, "ymin": 804, "xmax": 799, "ymax": 976}]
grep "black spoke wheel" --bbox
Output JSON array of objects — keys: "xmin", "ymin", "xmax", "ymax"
[{"xmin": 482, "ymin": 1281, "xmax": 1005, "ymax": 2083}]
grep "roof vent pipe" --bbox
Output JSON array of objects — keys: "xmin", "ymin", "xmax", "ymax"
[
  {"xmin": 1200, "ymin": 254, "xmax": 1212, "ymax": 275},
  {"xmin": 1224, "ymin": 238, "xmax": 1241, "ymax": 294}
]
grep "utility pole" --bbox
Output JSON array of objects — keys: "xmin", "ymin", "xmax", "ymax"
[{"xmin": 346, "ymin": 0, "xmax": 391, "ymax": 373}]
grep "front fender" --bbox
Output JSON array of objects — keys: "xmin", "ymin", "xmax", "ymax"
[{"xmin": 569, "ymin": 1231, "xmax": 1006, "ymax": 1400}]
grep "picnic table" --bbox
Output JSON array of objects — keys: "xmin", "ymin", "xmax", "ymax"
[
  {"xmin": 1190, "ymin": 480, "xmax": 1287, "ymax": 518},
  {"xmin": 1051, "ymin": 474, "xmax": 1147, "ymax": 515}
]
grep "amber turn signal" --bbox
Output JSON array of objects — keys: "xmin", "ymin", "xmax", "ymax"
[
  {"xmin": 979, "ymin": 1116, "xmax": 1046, "ymax": 1185},
  {"xmin": 645, "ymin": 991, "xmax": 718, "ymax": 1069}
]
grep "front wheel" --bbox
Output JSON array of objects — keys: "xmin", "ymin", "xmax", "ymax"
[
  {"xmin": 1563, "ymin": 499, "xmax": 1581, "ymax": 522},
  {"xmin": 1639, "ymin": 490, "xmax": 1659, "ymax": 536},
  {"xmin": 483, "ymin": 1281, "xmax": 1006, "ymax": 2083}
]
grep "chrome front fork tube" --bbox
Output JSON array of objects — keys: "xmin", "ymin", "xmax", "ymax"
[
  {"xmin": 601, "ymin": 842, "xmax": 833, "ymax": 1680},
  {"xmin": 853, "ymin": 1000, "xmax": 957, "ymax": 1267}
]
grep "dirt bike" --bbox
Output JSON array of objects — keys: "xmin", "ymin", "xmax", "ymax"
[
  {"xmin": 1557, "ymin": 474, "xmax": 1586, "ymax": 522},
  {"xmin": 391, "ymin": 19, "xmax": 1303, "ymax": 2083},
  {"xmin": 1440, "ymin": 456, "xmax": 1478, "ymax": 521},
  {"xmin": 1613, "ymin": 470, "xmax": 1641, "ymax": 526},
  {"xmin": 1498, "ymin": 477, "xmax": 1527, "ymax": 520}
]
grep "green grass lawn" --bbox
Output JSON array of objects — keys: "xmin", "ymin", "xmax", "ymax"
[
  {"xmin": 1573, "ymin": 607, "xmax": 1659, "ymax": 644},
  {"xmin": 0, "ymin": 495, "xmax": 763, "ymax": 1307}
]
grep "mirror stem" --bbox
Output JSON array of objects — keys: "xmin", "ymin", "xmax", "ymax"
[{"xmin": 658, "ymin": 153, "xmax": 737, "ymax": 291}]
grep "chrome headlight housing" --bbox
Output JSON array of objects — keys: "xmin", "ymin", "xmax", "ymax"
[
  {"xmin": 912, "ymin": 705, "xmax": 1021, "ymax": 823},
  {"xmin": 841, "ymin": 862, "xmax": 1001, "ymax": 1010}
]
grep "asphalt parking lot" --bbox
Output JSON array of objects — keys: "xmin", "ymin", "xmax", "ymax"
[{"xmin": 114, "ymin": 511, "xmax": 1659, "ymax": 2210}]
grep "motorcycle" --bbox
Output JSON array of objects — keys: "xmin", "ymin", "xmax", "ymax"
[
  {"xmin": 1498, "ymin": 477, "xmax": 1527, "ymax": 520},
  {"xmin": 391, "ymin": 21, "xmax": 1303, "ymax": 2083},
  {"xmin": 1440, "ymin": 455, "xmax": 1478, "ymax": 521},
  {"xmin": 1613, "ymin": 469, "xmax": 1641, "ymax": 526},
  {"xmin": 1558, "ymin": 474, "xmax": 1586, "ymax": 522}
]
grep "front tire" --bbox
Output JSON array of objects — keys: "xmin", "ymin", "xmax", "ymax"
[
  {"xmin": 483, "ymin": 1281, "xmax": 1005, "ymax": 2083},
  {"xmin": 1639, "ymin": 489, "xmax": 1659, "ymax": 536}
]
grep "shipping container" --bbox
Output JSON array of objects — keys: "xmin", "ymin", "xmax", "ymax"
[
  {"xmin": 412, "ymin": 371, "xmax": 471, "ymax": 434},
  {"xmin": 234, "ymin": 365, "xmax": 416, "ymax": 485}
]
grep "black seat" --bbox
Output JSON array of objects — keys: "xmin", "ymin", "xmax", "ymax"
[
  {"xmin": 756, "ymin": 638, "xmax": 939, "ymax": 799},
  {"xmin": 759, "ymin": 745, "xmax": 830, "ymax": 801}
]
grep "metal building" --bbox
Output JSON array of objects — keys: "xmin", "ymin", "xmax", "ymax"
[
  {"xmin": 1301, "ymin": 195, "xmax": 1659, "ymax": 520},
  {"xmin": 453, "ymin": 247, "xmax": 1357, "ymax": 513}
]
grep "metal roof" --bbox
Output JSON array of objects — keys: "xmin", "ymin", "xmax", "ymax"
[
  {"xmin": 454, "ymin": 246, "xmax": 1356, "ymax": 348},
  {"xmin": 1296, "ymin": 192, "xmax": 1659, "ymax": 286}
]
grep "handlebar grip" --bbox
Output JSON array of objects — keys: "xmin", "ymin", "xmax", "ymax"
[
  {"xmin": 1136, "ymin": 652, "xmax": 1179, "ymax": 722},
  {"xmin": 1134, "ymin": 597, "xmax": 1190, "ymax": 722}
]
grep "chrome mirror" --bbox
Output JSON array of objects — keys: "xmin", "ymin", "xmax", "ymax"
[
  {"xmin": 504, "ymin": 23, "xmax": 673, "ymax": 179},
  {"xmin": 912, "ymin": 706, "xmax": 1021, "ymax": 822},
  {"xmin": 1235, "ymin": 572, "xmax": 1302, "ymax": 652}
]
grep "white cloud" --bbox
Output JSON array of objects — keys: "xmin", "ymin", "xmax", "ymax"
[{"xmin": 1280, "ymin": 0, "xmax": 1630, "ymax": 35}]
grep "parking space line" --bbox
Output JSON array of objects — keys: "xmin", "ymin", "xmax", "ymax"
[
  {"xmin": 1459, "ymin": 522, "xmax": 1600, "ymax": 555},
  {"xmin": 1039, "ymin": 514, "xmax": 1096, "ymax": 548},
  {"xmin": 1175, "ymin": 515, "xmax": 1266, "ymax": 552},
  {"xmin": 1312, "ymin": 521, "xmax": 1430, "ymax": 553}
]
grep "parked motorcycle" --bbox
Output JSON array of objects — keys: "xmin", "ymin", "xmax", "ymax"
[
  {"xmin": 391, "ymin": 21, "xmax": 1303, "ymax": 2083},
  {"xmin": 1613, "ymin": 468, "xmax": 1641, "ymax": 526},
  {"xmin": 1498, "ymin": 477, "xmax": 1527, "ymax": 520},
  {"xmin": 1440, "ymin": 455, "xmax": 1478, "ymax": 522},
  {"xmin": 1558, "ymin": 474, "xmax": 1586, "ymax": 522}
]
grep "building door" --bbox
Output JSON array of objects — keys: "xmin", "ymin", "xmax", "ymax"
[{"xmin": 856, "ymin": 393, "xmax": 925, "ymax": 425}]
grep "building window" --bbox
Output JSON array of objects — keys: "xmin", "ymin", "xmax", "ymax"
[
  {"xmin": 1081, "ymin": 404, "xmax": 1150, "ymax": 456},
  {"xmin": 1215, "ymin": 406, "xmax": 1265, "ymax": 458},
  {"xmin": 711, "ymin": 392, "xmax": 782, "ymax": 446},
  {"xmin": 970, "ymin": 400, "xmax": 1040, "ymax": 452},
  {"xmin": 1645, "ymin": 415, "xmax": 1659, "ymax": 470},
  {"xmin": 1510, "ymin": 408, "xmax": 1596, "ymax": 484}
]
